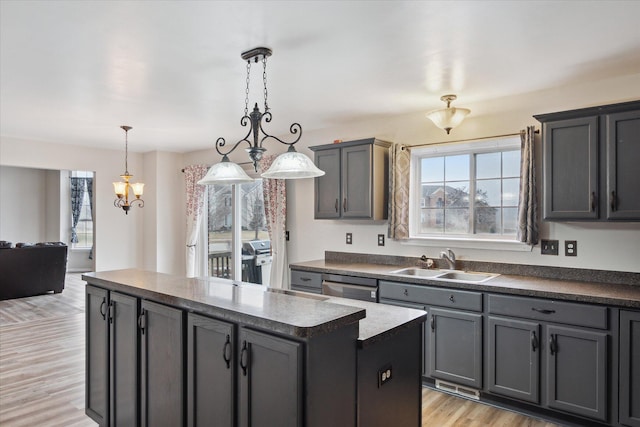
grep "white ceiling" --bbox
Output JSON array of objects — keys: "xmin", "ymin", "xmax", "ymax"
[{"xmin": 1, "ymin": 1, "xmax": 640, "ymax": 153}]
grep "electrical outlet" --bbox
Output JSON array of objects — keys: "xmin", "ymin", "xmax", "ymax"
[
  {"xmin": 565, "ymin": 240, "xmax": 577, "ymax": 256},
  {"xmin": 378, "ymin": 364, "xmax": 392, "ymax": 387},
  {"xmin": 377, "ymin": 234, "xmax": 385, "ymax": 246},
  {"xmin": 541, "ymin": 239, "xmax": 559, "ymax": 255},
  {"xmin": 346, "ymin": 233, "xmax": 352, "ymax": 245},
  {"xmin": 285, "ymin": 231, "xmax": 290, "ymax": 241}
]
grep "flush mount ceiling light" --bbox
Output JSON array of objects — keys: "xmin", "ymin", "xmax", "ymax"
[
  {"xmin": 198, "ymin": 47, "xmax": 324, "ymax": 185},
  {"xmin": 113, "ymin": 125, "xmax": 144, "ymax": 214},
  {"xmin": 425, "ymin": 94, "xmax": 471, "ymax": 134}
]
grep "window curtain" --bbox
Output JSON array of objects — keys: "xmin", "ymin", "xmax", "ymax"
[
  {"xmin": 258, "ymin": 154, "xmax": 288, "ymax": 290},
  {"xmin": 517, "ymin": 126, "xmax": 539, "ymax": 245},
  {"xmin": 184, "ymin": 165, "xmax": 209, "ymax": 278},
  {"xmin": 85, "ymin": 177, "xmax": 94, "ymax": 260},
  {"xmin": 388, "ymin": 144, "xmax": 411, "ymax": 240},
  {"xmin": 70, "ymin": 177, "xmax": 85, "ymax": 244}
]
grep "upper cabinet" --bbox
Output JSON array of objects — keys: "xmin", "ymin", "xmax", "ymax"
[
  {"xmin": 310, "ymin": 138, "xmax": 391, "ymax": 220},
  {"xmin": 535, "ymin": 100, "xmax": 640, "ymax": 221}
]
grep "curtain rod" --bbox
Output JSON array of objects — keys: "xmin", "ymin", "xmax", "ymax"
[
  {"xmin": 407, "ymin": 129, "xmax": 539, "ymax": 149},
  {"xmin": 181, "ymin": 161, "xmax": 252, "ymax": 173}
]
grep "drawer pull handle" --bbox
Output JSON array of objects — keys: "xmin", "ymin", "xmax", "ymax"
[
  {"xmin": 403, "ymin": 289, "xmax": 409, "ymax": 296},
  {"xmin": 449, "ymin": 295, "xmax": 455, "ymax": 303},
  {"xmin": 300, "ymin": 277, "xmax": 311, "ymax": 282},
  {"xmin": 240, "ymin": 340, "xmax": 249, "ymax": 376},
  {"xmin": 531, "ymin": 308, "xmax": 555, "ymax": 315},
  {"xmin": 531, "ymin": 331, "xmax": 538, "ymax": 352},
  {"xmin": 549, "ymin": 334, "xmax": 557, "ymax": 355},
  {"xmin": 222, "ymin": 334, "xmax": 232, "ymax": 369}
]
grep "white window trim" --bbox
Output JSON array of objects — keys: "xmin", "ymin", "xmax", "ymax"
[{"xmin": 408, "ymin": 137, "xmax": 531, "ymax": 251}]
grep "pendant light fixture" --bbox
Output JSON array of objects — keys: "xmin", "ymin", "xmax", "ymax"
[
  {"xmin": 198, "ymin": 47, "xmax": 324, "ymax": 185},
  {"xmin": 113, "ymin": 125, "xmax": 144, "ymax": 214},
  {"xmin": 425, "ymin": 94, "xmax": 471, "ymax": 134}
]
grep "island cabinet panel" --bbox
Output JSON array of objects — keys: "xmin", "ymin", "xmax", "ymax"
[
  {"xmin": 238, "ymin": 328, "xmax": 302, "ymax": 427},
  {"xmin": 109, "ymin": 292, "xmax": 139, "ymax": 427},
  {"xmin": 487, "ymin": 316, "xmax": 540, "ymax": 404},
  {"xmin": 86, "ymin": 285, "xmax": 109, "ymax": 425},
  {"xmin": 428, "ymin": 307, "xmax": 483, "ymax": 389},
  {"xmin": 546, "ymin": 325, "xmax": 608, "ymax": 422},
  {"xmin": 186, "ymin": 313, "xmax": 235, "ymax": 427},
  {"xmin": 620, "ymin": 310, "xmax": 640, "ymax": 427},
  {"xmin": 140, "ymin": 300, "xmax": 185, "ymax": 427},
  {"xmin": 86, "ymin": 286, "xmax": 139, "ymax": 427}
]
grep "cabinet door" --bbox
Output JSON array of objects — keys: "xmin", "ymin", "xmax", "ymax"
[
  {"xmin": 428, "ymin": 307, "xmax": 482, "ymax": 389},
  {"xmin": 543, "ymin": 116, "xmax": 598, "ymax": 219},
  {"xmin": 140, "ymin": 300, "xmax": 185, "ymax": 427},
  {"xmin": 109, "ymin": 292, "xmax": 139, "ymax": 427},
  {"xmin": 187, "ymin": 313, "xmax": 235, "ymax": 427},
  {"xmin": 342, "ymin": 144, "xmax": 372, "ymax": 218},
  {"xmin": 238, "ymin": 328, "xmax": 302, "ymax": 427},
  {"xmin": 546, "ymin": 325, "xmax": 607, "ymax": 422},
  {"xmin": 606, "ymin": 110, "xmax": 640, "ymax": 219},
  {"xmin": 314, "ymin": 148, "xmax": 341, "ymax": 219},
  {"xmin": 86, "ymin": 285, "xmax": 109, "ymax": 425},
  {"xmin": 487, "ymin": 316, "xmax": 540, "ymax": 403},
  {"xmin": 620, "ymin": 310, "xmax": 640, "ymax": 427}
]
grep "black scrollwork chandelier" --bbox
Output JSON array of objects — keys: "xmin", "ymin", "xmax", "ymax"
[
  {"xmin": 113, "ymin": 125, "xmax": 144, "ymax": 214},
  {"xmin": 198, "ymin": 47, "xmax": 324, "ymax": 185}
]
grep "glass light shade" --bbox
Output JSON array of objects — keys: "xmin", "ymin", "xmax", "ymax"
[
  {"xmin": 425, "ymin": 107, "xmax": 471, "ymax": 134},
  {"xmin": 198, "ymin": 158, "xmax": 254, "ymax": 185},
  {"xmin": 130, "ymin": 182, "xmax": 145, "ymax": 197},
  {"xmin": 261, "ymin": 148, "xmax": 325, "ymax": 179},
  {"xmin": 113, "ymin": 181, "xmax": 127, "ymax": 196}
]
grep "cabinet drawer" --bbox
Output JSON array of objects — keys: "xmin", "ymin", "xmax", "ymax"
[
  {"xmin": 379, "ymin": 281, "xmax": 482, "ymax": 312},
  {"xmin": 290, "ymin": 270, "xmax": 322, "ymax": 289},
  {"xmin": 488, "ymin": 294, "xmax": 607, "ymax": 329}
]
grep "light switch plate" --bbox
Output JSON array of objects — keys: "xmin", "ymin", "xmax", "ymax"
[{"xmin": 541, "ymin": 239, "xmax": 559, "ymax": 255}]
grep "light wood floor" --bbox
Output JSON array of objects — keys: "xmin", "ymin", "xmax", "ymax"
[{"xmin": 0, "ymin": 274, "xmax": 560, "ymax": 426}]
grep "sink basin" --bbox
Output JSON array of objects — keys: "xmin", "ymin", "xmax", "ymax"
[
  {"xmin": 436, "ymin": 271, "xmax": 498, "ymax": 283},
  {"xmin": 389, "ymin": 267, "xmax": 444, "ymax": 278},
  {"xmin": 389, "ymin": 267, "xmax": 499, "ymax": 283}
]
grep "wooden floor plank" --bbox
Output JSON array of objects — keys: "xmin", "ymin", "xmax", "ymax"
[{"xmin": 0, "ymin": 273, "xmax": 560, "ymax": 426}]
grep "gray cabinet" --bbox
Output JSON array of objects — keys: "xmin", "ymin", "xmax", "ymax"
[
  {"xmin": 186, "ymin": 313, "xmax": 235, "ymax": 427},
  {"xmin": 238, "ymin": 328, "xmax": 303, "ymax": 427},
  {"xmin": 311, "ymin": 138, "xmax": 391, "ymax": 220},
  {"xmin": 606, "ymin": 110, "xmax": 640, "ymax": 219},
  {"xmin": 379, "ymin": 280, "xmax": 483, "ymax": 389},
  {"xmin": 535, "ymin": 100, "xmax": 640, "ymax": 221},
  {"xmin": 290, "ymin": 269, "xmax": 322, "ymax": 294},
  {"xmin": 85, "ymin": 286, "xmax": 139, "ymax": 427},
  {"xmin": 140, "ymin": 300, "xmax": 185, "ymax": 427},
  {"xmin": 487, "ymin": 316, "xmax": 540, "ymax": 404},
  {"xmin": 620, "ymin": 310, "xmax": 640, "ymax": 427},
  {"xmin": 488, "ymin": 294, "xmax": 609, "ymax": 423}
]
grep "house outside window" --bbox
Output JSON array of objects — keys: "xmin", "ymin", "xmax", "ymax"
[{"xmin": 410, "ymin": 137, "xmax": 521, "ymax": 240}]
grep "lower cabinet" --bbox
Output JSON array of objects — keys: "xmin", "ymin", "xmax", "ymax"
[
  {"xmin": 140, "ymin": 300, "xmax": 185, "ymax": 427},
  {"xmin": 86, "ymin": 285, "xmax": 139, "ymax": 427},
  {"xmin": 620, "ymin": 310, "xmax": 640, "ymax": 427},
  {"xmin": 428, "ymin": 307, "xmax": 482, "ymax": 389},
  {"xmin": 238, "ymin": 328, "xmax": 303, "ymax": 427}
]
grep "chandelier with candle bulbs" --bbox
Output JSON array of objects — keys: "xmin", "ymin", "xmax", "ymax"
[{"xmin": 113, "ymin": 125, "xmax": 144, "ymax": 214}]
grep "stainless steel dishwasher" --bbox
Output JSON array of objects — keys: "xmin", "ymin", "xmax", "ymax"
[{"xmin": 321, "ymin": 273, "xmax": 378, "ymax": 302}]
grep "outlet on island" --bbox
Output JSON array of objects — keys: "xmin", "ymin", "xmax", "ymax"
[{"xmin": 378, "ymin": 364, "xmax": 392, "ymax": 387}]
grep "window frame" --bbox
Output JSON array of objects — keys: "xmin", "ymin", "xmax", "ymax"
[{"xmin": 408, "ymin": 137, "xmax": 531, "ymax": 251}]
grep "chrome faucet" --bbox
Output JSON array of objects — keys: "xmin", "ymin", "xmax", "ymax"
[{"xmin": 440, "ymin": 248, "xmax": 456, "ymax": 270}]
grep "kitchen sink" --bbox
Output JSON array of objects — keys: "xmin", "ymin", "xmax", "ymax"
[
  {"xmin": 388, "ymin": 267, "xmax": 444, "ymax": 278},
  {"xmin": 389, "ymin": 267, "xmax": 499, "ymax": 283}
]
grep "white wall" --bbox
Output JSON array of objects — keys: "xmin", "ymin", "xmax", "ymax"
[
  {"xmin": 0, "ymin": 166, "xmax": 48, "ymax": 243},
  {"xmin": 189, "ymin": 73, "xmax": 640, "ymax": 274}
]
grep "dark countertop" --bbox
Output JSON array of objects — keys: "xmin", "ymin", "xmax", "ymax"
[
  {"xmin": 290, "ymin": 259, "xmax": 640, "ymax": 309},
  {"xmin": 82, "ymin": 269, "xmax": 425, "ymax": 345}
]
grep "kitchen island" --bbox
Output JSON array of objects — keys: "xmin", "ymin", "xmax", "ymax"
[{"xmin": 82, "ymin": 269, "xmax": 425, "ymax": 427}]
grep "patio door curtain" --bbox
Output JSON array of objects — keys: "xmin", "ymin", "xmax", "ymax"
[
  {"xmin": 184, "ymin": 165, "xmax": 209, "ymax": 277},
  {"xmin": 258, "ymin": 155, "xmax": 289, "ymax": 290}
]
